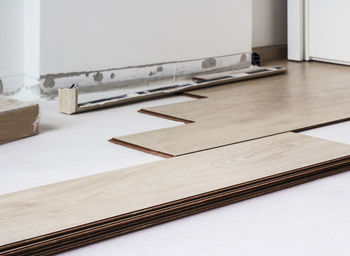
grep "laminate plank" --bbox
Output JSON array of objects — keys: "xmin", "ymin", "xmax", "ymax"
[
  {"xmin": 113, "ymin": 61, "xmax": 350, "ymax": 156},
  {"xmin": 114, "ymin": 102, "xmax": 350, "ymax": 156},
  {"xmin": 4, "ymin": 157, "xmax": 350, "ymax": 256},
  {"xmin": 189, "ymin": 61, "xmax": 350, "ymax": 98},
  {"xmin": 1, "ymin": 133, "xmax": 350, "ymax": 249}
]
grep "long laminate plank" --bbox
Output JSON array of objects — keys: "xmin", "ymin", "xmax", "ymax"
[
  {"xmin": 1, "ymin": 133, "xmax": 350, "ymax": 249},
  {"xmin": 113, "ymin": 102, "xmax": 350, "ymax": 156},
  {"xmin": 112, "ymin": 61, "xmax": 350, "ymax": 156},
  {"xmin": 4, "ymin": 158, "xmax": 350, "ymax": 256}
]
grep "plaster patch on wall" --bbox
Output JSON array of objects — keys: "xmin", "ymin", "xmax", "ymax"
[
  {"xmin": 93, "ymin": 72, "xmax": 103, "ymax": 82},
  {"xmin": 201, "ymin": 58, "xmax": 217, "ymax": 69},
  {"xmin": 43, "ymin": 76, "xmax": 55, "ymax": 88},
  {"xmin": 240, "ymin": 54, "xmax": 248, "ymax": 62},
  {"xmin": 149, "ymin": 66, "xmax": 164, "ymax": 76}
]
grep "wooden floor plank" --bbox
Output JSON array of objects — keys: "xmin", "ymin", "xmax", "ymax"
[
  {"xmin": 1, "ymin": 133, "xmax": 350, "ymax": 249},
  {"xmin": 189, "ymin": 61, "xmax": 350, "ymax": 98},
  {"xmin": 113, "ymin": 61, "xmax": 350, "ymax": 156},
  {"xmin": 4, "ymin": 159, "xmax": 350, "ymax": 255}
]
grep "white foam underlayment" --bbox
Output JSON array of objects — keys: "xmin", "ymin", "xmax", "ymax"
[{"xmin": 2, "ymin": 95, "xmax": 350, "ymax": 256}]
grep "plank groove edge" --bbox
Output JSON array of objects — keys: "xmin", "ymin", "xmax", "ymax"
[
  {"xmin": 138, "ymin": 109, "xmax": 194, "ymax": 124},
  {"xmin": 108, "ymin": 138, "xmax": 174, "ymax": 158}
]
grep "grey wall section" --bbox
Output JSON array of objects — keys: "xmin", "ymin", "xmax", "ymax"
[{"xmin": 253, "ymin": 0, "xmax": 287, "ymax": 47}]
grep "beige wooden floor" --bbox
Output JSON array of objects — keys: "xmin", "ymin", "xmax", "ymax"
[{"xmin": 113, "ymin": 61, "xmax": 350, "ymax": 156}]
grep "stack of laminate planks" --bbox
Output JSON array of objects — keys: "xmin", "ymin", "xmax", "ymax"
[
  {"xmin": 0, "ymin": 97, "xmax": 39, "ymax": 144},
  {"xmin": 1, "ymin": 133, "xmax": 350, "ymax": 255}
]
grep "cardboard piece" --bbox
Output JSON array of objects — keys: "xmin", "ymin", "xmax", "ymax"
[{"xmin": 0, "ymin": 98, "xmax": 39, "ymax": 144}]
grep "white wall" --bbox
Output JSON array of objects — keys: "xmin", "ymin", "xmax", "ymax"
[
  {"xmin": 252, "ymin": 0, "xmax": 287, "ymax": 47},
  {"xmin": 0, "ymin": 0, "xmax": 24, "ymax": 92},
  {"xmin": 1, "ymin": 0, "xmax": 254, "ymax": 94},
  {"xmin": 24, "ymin": 0, "xmax": 41, "ymax": 82},
  {"xmin": 40, "ymin": 0, "xmax": 252, "ymax": 75}
]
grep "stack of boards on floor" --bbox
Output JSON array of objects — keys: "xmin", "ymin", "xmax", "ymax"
[
  {"xmin": 2, "ymin": 133, "xmax": 350, "ymax": 255},
  {"xmin": 0, "ymin": 98, "xmax": 39, "ymax": 145}
]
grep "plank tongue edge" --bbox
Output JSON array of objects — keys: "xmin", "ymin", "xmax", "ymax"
[{"xmin": 109, "ymin": 138, "xmax": 174, "ymax": 158}]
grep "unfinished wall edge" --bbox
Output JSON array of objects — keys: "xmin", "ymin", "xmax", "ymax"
[{"xmin": 39, "ymin": 52, "xmax": 253, "ymax": 96}]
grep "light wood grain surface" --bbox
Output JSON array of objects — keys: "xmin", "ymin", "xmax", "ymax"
[
  {"xmin": 113, "ymin": 61, "xmax": 350, "ymax": 156},
  {"xmin": 1, "ymin": 133, "xmax": 350, "ymax": 247}
]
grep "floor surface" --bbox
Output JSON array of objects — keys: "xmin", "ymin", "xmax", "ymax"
[{"xmin": 1, "ymin": 62, "xmax": 350, "ymax": 255}]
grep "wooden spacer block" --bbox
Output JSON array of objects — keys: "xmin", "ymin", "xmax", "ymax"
[{"xmin": 58, "ymin": 87, "xmax": 78, "ymax": 114}]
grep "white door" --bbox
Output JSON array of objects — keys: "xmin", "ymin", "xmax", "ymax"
[{"xmin": 308, "ymin": 0, "xmax": 350, "ymax": 64}]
